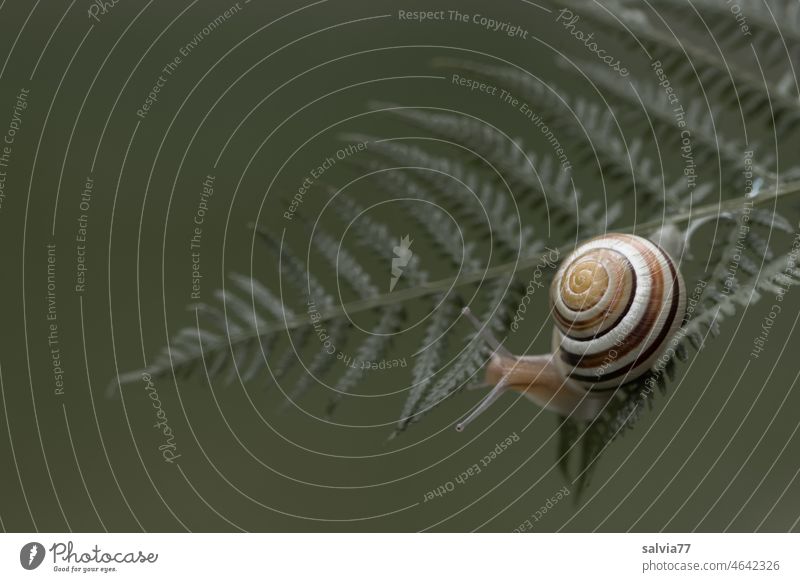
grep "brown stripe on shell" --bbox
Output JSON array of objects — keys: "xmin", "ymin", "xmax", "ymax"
[
  {"xmin": 585, "ymin": 267, "xmax": 636, "ymax": 341},
  {"xmin": 558, "ymin": 234, "xmax": 665, "ymax": 369},
  {"xmin": 565, "ymin": 241, "xmax": 683, "ymax": 388}
]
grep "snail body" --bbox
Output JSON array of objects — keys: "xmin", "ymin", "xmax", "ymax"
[{"xmin": 457, "ymin": 233, "xmax": 687, "ymax": 431}]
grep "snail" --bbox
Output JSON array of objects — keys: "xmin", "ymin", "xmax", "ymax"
[{"xmin": 457, "ymin": 232, "xmax": 687, "ymax": 431}]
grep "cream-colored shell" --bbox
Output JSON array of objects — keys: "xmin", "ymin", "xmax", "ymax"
[{"xmin": 550, "ymin": 234, "xmax": 686, "ymax": 391}]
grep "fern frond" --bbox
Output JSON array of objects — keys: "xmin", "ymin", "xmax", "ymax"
[
  {"xmin": 375, "ymin": 106, "xmax": 614, "ymax": 234},
  {"xmin": 568, "ymin": 61, "xmax": 777, "ymax": 185},
  {"xmin": 406, "ymin": 277, "xmax": 517, "ymax": 430},
  {"xmin": 138, "ymin": 291, "xmax": 278, "ymax": 386},
  {"xmin": 230, "ymin": 273, "xmax": 295, "ymax": 320},
  {"xmin": 395, "ymin": 294, "xmax": 460, "ymax": 432},
  {"xmin": 270, "ymin": 327, "xmax": 312, "ymax": 381},
  {"xmin": 572, "ymin": 99, "xmax": 704, "ymax": 212},
  {"xmin": 749, "ymin": 207, "xmax": 794, "ymax": 232},
  {"xmin": 331, "ymin": 192, "xmax": 429, "ymax": 288},
  {"xmin": 325, "ymin": 305, "xmax": 405, "ymax": 415},
  {"xmin": 687, "ymin": 247, "xmax": 800, "ymax": 345},
  {"xmin": 350, "ymin": 135, "xmax": 541, "ymax": 257},
  {"xmin": 311, "ymin": 227, "xmax": 378, "ymax": 299},
  {"xmin": 215, "ymin": 288, "xmax": 265, "ymax": 330},
  {"xmin": 106, "ymin": 19, "xmax": 800, "ymax": 508},
  {"xmin": 435, "ymin": 60, "xmax": 696, "ymax": 214},
  {"xmin": 281, "ymin": 318, "xmax": 350, "ymax": 409},
  {"xmin": 655, "ymin": 0, "xmax": 800, "ymax": 65},
  {"xmin": 352, "ymin": 161, "xmax": 483, "ymax": 271},
  {"xmin": 256, "ymin": 229, "xmax": 334, "ymax": 309},
  {"xmin": 559, "ymin": 0, "xmax": 800, "ymax": 134}
]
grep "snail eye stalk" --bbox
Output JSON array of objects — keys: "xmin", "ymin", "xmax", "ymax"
[{"xmin": 455, "ymin": 378, "xmax": 510, "ymax": 432}]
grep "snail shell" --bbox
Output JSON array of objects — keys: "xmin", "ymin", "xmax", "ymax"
[
  {"xmin": 550, "ymin": 233, "xmax": 686, "ymax": 390},
  {"xmin": 456, "ymin": 233, "xmax": 688, "ymax": 431}
]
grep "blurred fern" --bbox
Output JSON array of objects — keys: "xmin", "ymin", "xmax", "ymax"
[{"xmin": 115, "ymin": 0, "xmax": 800, "ymax": 499}]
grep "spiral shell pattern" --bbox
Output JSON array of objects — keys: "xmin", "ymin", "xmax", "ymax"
[{"xmin": 550, "ymin": 234, "xmax": 686, "ymax": 390}]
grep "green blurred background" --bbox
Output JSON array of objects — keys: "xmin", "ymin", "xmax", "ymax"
[{"xmin": 0, "ymin": 0, "xmax": 799, "ymax": 532}]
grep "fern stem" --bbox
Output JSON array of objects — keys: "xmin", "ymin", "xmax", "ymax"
[
  {"xmin": 571, "ymin": 62, "xmax": 778, "ymax": 184},
  {"xmin": 250, "ymin": 179, "xmax": 800, "ymax": 336}
]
